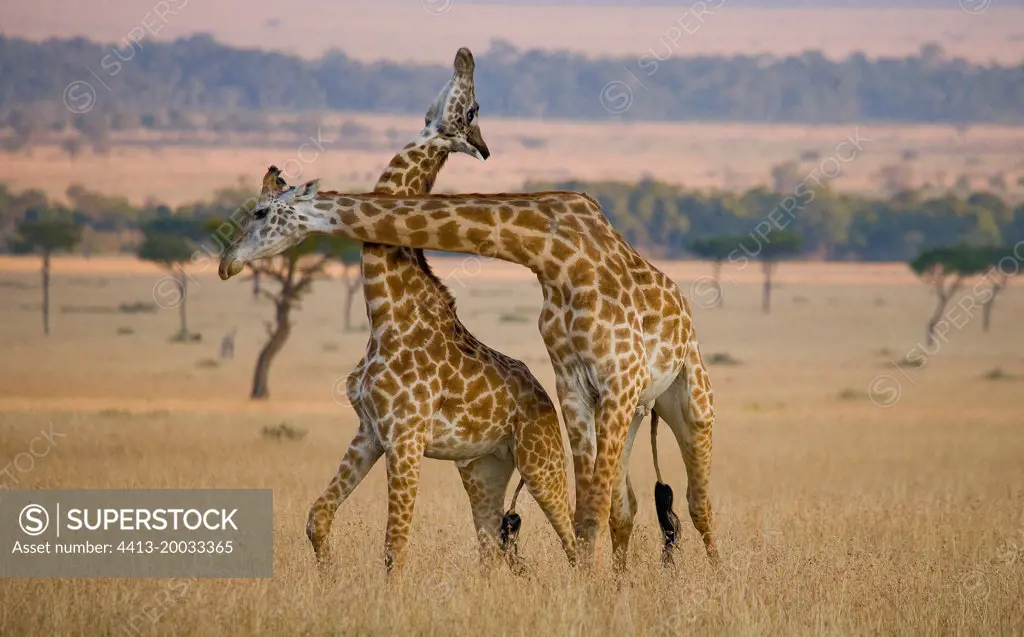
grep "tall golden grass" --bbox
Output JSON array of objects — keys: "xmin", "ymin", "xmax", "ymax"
[{"xmin": 0, "ymin": 259, "xmax": 1022, "ymax": 635}]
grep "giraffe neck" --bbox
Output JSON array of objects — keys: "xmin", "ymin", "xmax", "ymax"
[
  {"xmin": 363, "ymin": 135, "xmax": 457, "ymax": 323},
  {"xmin": 372, "ymin": 137, "xmax": 449, "ymax": 196},
  {"xmin": 301, "ymin": 192, "xmax": 571, "ymax": 276}
]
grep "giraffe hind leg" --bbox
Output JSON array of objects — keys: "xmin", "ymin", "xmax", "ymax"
[
  {"xmin": 653, "ymin": 362, "xmax": 719, "ymax": 565},
  {"xmin": 457, "ymin": 453, "xmax": 521, "ymax": 572},
  {"xmin": 512, "ymin": 409, "xmax": 578, "ymax": 568},
  {"xmin": 577, "ymin": 389, "xmax": 644, "ymax": 568}
]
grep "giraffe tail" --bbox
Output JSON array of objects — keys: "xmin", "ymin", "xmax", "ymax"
[
  {"xmin": 501, "ymin": 479, "xmax": 525, "ymax": 543},
  {"xmin": 652, "ymin": 409, "xmax": 682, "ymax": 565},
  {"xmin": 500, "ymin": 477, "xmax": 526, "ymax": 574}
]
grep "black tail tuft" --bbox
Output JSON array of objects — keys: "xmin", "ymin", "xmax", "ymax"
[
  {"xmin": 499, "ymin": 511, "xmax": 522, "ymax": 550},
  {"xmin": 499, "ymin": 510, "xmax": 527, "ymax": 575},
  {"xmin": 654, "ymin": 481, "xmax": 682, "ymax": 565}
]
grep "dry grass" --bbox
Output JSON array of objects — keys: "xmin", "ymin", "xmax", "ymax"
[
  {"xmin": 5, "ymin": 120, "xmax": 1024, "ymax": 207},
  {"xmin": 0, "ymin": 258, "xmax": 1022, "ymax": 635}
]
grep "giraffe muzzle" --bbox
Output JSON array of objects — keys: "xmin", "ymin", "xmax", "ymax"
[{"xmin": 219, "ymin": 256, "xmax": 244, "ymax": 280}]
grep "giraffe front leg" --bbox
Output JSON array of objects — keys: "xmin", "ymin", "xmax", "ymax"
[
  {"xmin": 456, "ymin": 453, "xmax": 517, "ymax": 570},
  {"xmin": 383, "ymin": 431, "xmax": 426, "ymax": 573},
  {"xmin": 306, "ymin": 420, "xmax": 383, "ymax": 573}
]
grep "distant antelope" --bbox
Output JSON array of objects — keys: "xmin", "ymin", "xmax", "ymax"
[{"xmin": 220, "ymin": 327, "xmax": 237, "ymax": 360}]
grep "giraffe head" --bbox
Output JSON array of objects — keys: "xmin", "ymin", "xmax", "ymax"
[
  {"xmin": 218, "ymin": 166, "xmax": 321, "ymax": 280},
  {"xmin": 421, "ymin": 47, "xmax": 489, "ymax": 161}
]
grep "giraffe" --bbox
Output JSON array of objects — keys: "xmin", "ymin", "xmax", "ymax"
[
  {"xmin": 217, "ymin": 174, "xmax": 719, "ymax": 571},
  {"xmin": 297, "ymin": 48, "xmax": 578, "ymax": 573}
]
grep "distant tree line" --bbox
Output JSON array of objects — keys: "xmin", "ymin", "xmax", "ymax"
[
  {"xmin": 1, "ymin": 35, "xmax": 1023, "ymax": 133},
  {"xmin": 525, "ymin": 179, "xmax": 1024, "ymax": 262},
  {"xmin": 2, "ymin": 179, "xmax": 1022, "ymax": 264}
]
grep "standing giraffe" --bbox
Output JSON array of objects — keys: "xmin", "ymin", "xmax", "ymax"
[
  {"xmin": 299, "ymin": 49, "xmax": 577, "ymax": 573},
  {"xmin": 218, "ymin": 182, "xmax": 719, "ymax": 569}
]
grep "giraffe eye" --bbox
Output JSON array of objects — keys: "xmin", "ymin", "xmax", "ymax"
[
  {"xmin": 467, "ymin": 106, "xmax": 478, "ymax": 123},
  {"xmin": 253, "ymin": 207, "xmax": 269, "ymax": 220}
]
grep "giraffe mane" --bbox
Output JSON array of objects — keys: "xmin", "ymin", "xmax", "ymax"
[{"xmin": 408, "ymin": 248, "xmax": 458, "ymax": 314}]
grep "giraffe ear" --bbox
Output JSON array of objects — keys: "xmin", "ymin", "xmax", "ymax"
[
  {"xmin": 293, "ymin": 179, "xmax": 321, "ymax": 201},
  {"xmin": 454, "ymin": 47, "xmax": 474, "ymax": 74}
]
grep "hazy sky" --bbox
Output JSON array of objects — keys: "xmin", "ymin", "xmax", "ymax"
[{"xmin": 1, "ymin": 0, "xmax": 1021, "ymax": 63}]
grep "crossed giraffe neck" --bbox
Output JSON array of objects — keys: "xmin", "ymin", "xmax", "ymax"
[
  {"xmin": 223, "ymin": 189, "xmax": 611, "ymax": 282},
  {"xmin": 375, "ymin": 135, "xmax": 449, "ymax": 197},
  {"xmin": 361, "ymin": 138, "xmax": 459, "ymax": 321}
]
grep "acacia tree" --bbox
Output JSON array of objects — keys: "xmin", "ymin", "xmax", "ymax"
[
  {"xmin": 757, "ymin": 230, "xmax": 802, "ymax": 314},
  {"xmin": 688, "ymin": 236, "xmax": 739, "ymax": 308},
  {"xmin": 13, "ymin": 213, "xmax": 81, "ymax": 335},
  {"xmin": 909, "ymin": 245, "xmax": 991, "ymax": 346},
  {"xmin": 980, "ymin": 245, "xmax": 1018, "ymax": 333},
  {"xmin": 138, "ymin": 218, "xmax": 203, "ymax": 340},
  {"xmin": 244, "ymin": 235, "xmax": 355, "ymax": 400}
]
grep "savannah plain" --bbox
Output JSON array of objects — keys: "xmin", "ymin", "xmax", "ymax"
[
  {"xmin": 0, "ymin": 256, "xmax": 1022, "ymax": 635},
  {"xmin": 7, "ymin": 119, "xmax": 1024, "ymax": 208}
]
